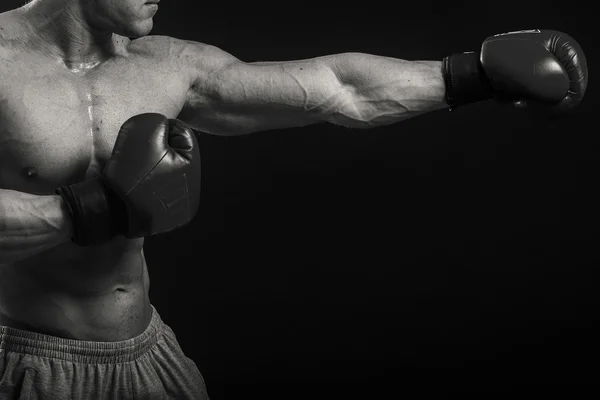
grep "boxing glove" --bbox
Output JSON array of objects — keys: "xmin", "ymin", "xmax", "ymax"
[
  {"xmin": 56, "ymin": 113, "xmax": 201, "ymax": 246},
  {"xmin": 443, "ymin": 29, "xmax": 588, "ymax": 114}
]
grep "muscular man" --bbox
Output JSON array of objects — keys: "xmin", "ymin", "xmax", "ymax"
[{"xmin": 0, "ymin": 0, "xmax": 588, "ymax": 399}]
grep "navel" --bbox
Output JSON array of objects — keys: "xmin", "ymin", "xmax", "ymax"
[{"xmin": 23, "ymin": 166, "xmax": 38, "ymax": 178}]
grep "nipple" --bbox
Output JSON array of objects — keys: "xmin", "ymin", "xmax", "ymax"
[{"xmin": 23, "ymin": 166, "xmax": 38, "ymax": 178}]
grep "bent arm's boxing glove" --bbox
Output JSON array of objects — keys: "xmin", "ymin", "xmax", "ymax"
[{"xmin": 56, "ymin": 113, "xmax": 201, "ymax": 246}]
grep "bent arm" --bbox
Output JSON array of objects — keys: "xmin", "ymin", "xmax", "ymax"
[
  {"xmin": 0, "ymin": 189, "xmax": 73, "ymax": 264},
  {"xmin": 177, "ymin": 40, "xmax": 449, "ymax": 135}
]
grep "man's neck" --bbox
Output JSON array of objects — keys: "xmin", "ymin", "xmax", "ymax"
[{"xmin": 22, "ymin": 0, "xmax": 124, "ymax": 71}]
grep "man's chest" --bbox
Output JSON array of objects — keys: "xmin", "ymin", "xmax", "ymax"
[{"xmin": 0, "ymin": 54, "xmax": 190, "ymax": 194}]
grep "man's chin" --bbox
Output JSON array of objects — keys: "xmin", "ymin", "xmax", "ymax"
[{"xmin": 120, "ymin": 21, "xmax": 153, "ymax": 40}]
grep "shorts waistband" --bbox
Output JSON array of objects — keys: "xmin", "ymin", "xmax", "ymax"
[{"xmin": 0, "ymin": 306, "xmax": 163, "ymax": 364}]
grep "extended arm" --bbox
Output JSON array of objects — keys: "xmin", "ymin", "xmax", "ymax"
[
  {"xmin": 175, "ymin": 28, "xmax": 586, "ymax": 136},
  {"xmin": 0, "ymin": 189, "xmax": 73, "ymax": 264},
  {"xmin": 176, "ymin": 41, "xmax": 448, "ymax": 135}
]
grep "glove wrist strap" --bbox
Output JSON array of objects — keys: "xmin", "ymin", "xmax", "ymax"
[
  {"xmin": 56, "ymin": 177, "xmax": 126, "ymax": 246},
  {"xmin": 442, "ymin": 51, "xmax": 494, "ymax": 109}
]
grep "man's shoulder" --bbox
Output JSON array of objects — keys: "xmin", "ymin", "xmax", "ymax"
[
  {"xmin": 129, "ymin": 35, "xmax": 237, "ymax": 73},
  {"xmin": 128, "ymin": 35, "xmax": 181, "ymax": 54},
  {"xmin": 128, "ymin": 35, "xmax": 196, "ymax": 62}
]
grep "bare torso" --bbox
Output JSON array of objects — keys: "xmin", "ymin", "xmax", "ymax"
[{"xmin": 0, "ymin": 9, "xmax": 193, "ymax": 341}]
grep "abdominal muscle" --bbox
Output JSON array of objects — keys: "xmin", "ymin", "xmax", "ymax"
[{"xmin": 0, "ymin": 236, "xmax": 153, "ymax": 342}]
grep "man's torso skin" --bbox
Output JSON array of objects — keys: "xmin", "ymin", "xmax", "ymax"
[{"xmin": 0, "ymin": 9, "xmax": 196, "ymax": 341}]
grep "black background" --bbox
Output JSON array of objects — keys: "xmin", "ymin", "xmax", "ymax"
[{"xmin": 3, "ymin": 1, "xmax": 598, "ymax": 398}]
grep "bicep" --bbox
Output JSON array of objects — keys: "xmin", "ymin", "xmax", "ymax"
[{"xmin": 180, "ymin": 43, "xmax": 351, "ymax": 135}]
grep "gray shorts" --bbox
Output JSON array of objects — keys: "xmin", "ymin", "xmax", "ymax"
[{"xmin": 0, "ymin": 306, "xmax": 209, "ymax": 399}]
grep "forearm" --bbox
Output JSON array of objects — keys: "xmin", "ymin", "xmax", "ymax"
[
  {"xmin": 0, "ymin": 189, "xmax": 73, "ymax": 264},
  {"xmin": 327, "ymin": 53, "xmax": 448, "ymax": 128}
]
